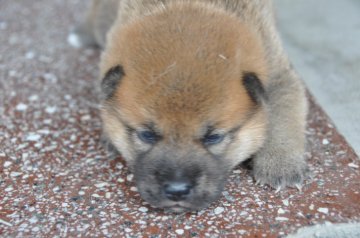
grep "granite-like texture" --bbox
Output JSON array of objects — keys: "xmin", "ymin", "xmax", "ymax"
[{"xmin": 0, "ymin": 1, "xmax": 359, "ymax": 237}]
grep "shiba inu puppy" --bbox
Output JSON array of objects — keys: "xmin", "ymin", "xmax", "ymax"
[{"xmin": 70, "ymin": 0, "xmax": 308, "ymax": 212}]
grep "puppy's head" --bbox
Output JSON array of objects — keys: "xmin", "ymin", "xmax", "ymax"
[{"xmin": 100, "ymin": 3, "xmax": 268, "ymax": 212}]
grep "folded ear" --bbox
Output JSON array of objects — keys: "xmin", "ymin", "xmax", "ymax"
[
  {"xmin": 242, "ymin": 72, "xmax": 267, "ymax": 104},
  {"xmin": 101, "ymin": 65, "xmax": 125, "ymax": 99}
]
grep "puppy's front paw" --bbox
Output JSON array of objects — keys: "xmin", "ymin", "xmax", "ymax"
[{"xmin": 253, "ymin": 154, "xmax": 309, "ymax": 191}]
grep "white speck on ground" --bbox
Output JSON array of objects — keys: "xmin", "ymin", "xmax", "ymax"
[
  {"xmin": 278, "ymin": 208, "xmax": 286, "ymax": 214},
  {"xmin": 130, "ymin": 187, "xmax": 138, "ymax": 192},
  {"xmin": 38, "ymin": 129, "xmax": 50, "ymax": 135},
  {"xmin": 25, "ymin": 133, "xmax": 41, "ymax": 141},
  {"xmin": 95, "ymin": 182, "xmax": 110, "ymax": 188},
  {"xmin": 275, "ymin": 217, "xmax": 289, "ymax": 221},
  {"xmin": 317, "ymin": 208, "xmax": 329, "ymax": 214},
  {"xmin": 139, "ymin": 207, "xmax": 148, "ymax": 213},
  {"xmin": 0, "ymin": 219, "xmax": 12, "ymax": 227},
  {"xmin": 25, "ymin": 51, "xmax": 36, "ymax": 59},
  {"xmin": 67, "ymin": 33, "xmax": 83, "ymax": 48},
  {"xmin": 282, "ymin": 199, "xmax": 289, "ymax": 206},
  {"xmin": 240, "ymin": 211, "xmax": 248, "ymax": 217},
  {"xmin": 28, "ymin": 95, "xmax": 39, "ymax": 101},
  {"xmin": 43, "ymin": 73, "xmax": 58, "ymax": 83},
  {"xmin": 348, "ymin": 163, "xmax": 359, "ymax": 169},
  {"xmin": 126, "ymin": 174, "xmax": 134, "ymax": 182},
  {"xmin": 10, "ymin": 172, "xmax": 22, "ymax": 177},
  {"xmin": 9, "ymin": 70, "xmax": 17, "ymax": 77},
  {"xmin": 52, "ymin": 186, "xmax": 61, "ymax": 193},
  {"xmin": 175, "ymin": 229, "xmax": 184, "ymax": 235},
  {"xmin": 45, "ymin": 106, "xmax": 57, "ymax": 114},
  {"xmin": 16, "ymin": 103, "xmax": 28, "ymax": 111},
  {"xmin": 81, "ymin": 115, "xmax": 91, "ymax": 121},
  {"xmin": 214, "ymin": 207, "xmax": 225, "ymax": 215},
  {"xmin": 4, "ymin": 161, "xmax": 12, "ymax": 167},
  {"xmin": 322, "ymin": 139, "xmax": 330, "ymax": 145},
  {"xmin": 0, "ymin": 22, "xmax": 8, "ymax": 30},
  {"xmin": 5, "ymin": 186, "xmax": 13, "ymax": 192},
  {"xmin": 29, "ymin": 216, "xmax": 38, "ymax": 224}
]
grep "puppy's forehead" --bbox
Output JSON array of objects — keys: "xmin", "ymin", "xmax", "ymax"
[
  {"xmin": 102, "ymin": 1, "xmax": 266, "ymax": 75},
  {"xmin": 114, "ymin": 68, "xmax": 254, "ymax": 133},
  {"xmin": 104, "ymin": 3, "xmax": 266, "ymax": 132}
]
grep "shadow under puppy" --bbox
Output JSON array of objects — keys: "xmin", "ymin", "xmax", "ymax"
[{"xmin": 69, "ymin": 0, "xmax": 308, "ymax": 212}]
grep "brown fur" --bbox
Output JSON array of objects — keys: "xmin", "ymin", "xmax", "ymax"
[{"xmin": 71, "ymin": 0, "xmax": 308, "ymax": 212}]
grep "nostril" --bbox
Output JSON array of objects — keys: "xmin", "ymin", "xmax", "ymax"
[{"xmin": 163, "ymin": 182, "xmax": 192, "ymax": 201}]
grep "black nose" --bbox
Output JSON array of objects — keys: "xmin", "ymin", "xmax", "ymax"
[{"xmin": 163, "ymin": 182, "xmax": 192, "ymax": 201}]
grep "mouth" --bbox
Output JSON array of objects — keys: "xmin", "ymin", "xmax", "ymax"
[
  {"xmin": 139, "ymin": 189, "xmax": 196, "ymax": 212},
  {"xmin": 164, "ymin": 204, "xmax": 192, "ymax": 213}
]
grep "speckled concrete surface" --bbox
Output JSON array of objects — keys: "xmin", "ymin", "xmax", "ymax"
[{"xmin": 0, "ymin": 1, "xmax": 359, "ymax": 237}]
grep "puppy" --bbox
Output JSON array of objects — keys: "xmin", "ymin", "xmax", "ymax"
[{"xmin": 70, "ymin": 0, "xmax": 308, "ymax": 212}]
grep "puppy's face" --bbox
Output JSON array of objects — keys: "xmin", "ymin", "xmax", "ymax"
[{"xmin": 100, "ymin": 3, "xmax": 268, "ymax": 212}]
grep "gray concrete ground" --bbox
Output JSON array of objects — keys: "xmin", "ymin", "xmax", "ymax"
[
  {"xmin": 275, "ymin": 0, "xmax": 360, "ymax": 155},
  {"xmin": 287, "ymin": 222, "xmax": 360, "ymax": 238}
]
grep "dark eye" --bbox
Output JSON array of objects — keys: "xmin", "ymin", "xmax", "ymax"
[
  {"xmin": 137, "ymin": 131, "xmax": 159, "ymax": 144},
  {"xmin": 202, "ymin": 134, "xmax": 225, "ymax": 146}
]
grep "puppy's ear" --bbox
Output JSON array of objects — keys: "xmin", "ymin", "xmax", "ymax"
[
  {"xmin": 242, "ymin": 72, "xmax": 267, "ymax": 104},
  {"xmin": 101, "ymin": 65, "xmax": 125, "ymax": 99}
]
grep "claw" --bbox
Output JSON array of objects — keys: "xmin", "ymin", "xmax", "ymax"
[
  {"xmin": 295, "ymin": 184, "xmax": 302, "ymax": 192},
  {"xmin": 275, "ymin": 186, "xmax": 282, "ymax": 193},
  {"xmin": 255, "ymin": 180, "xmax": 261, "ymax": 186}
]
